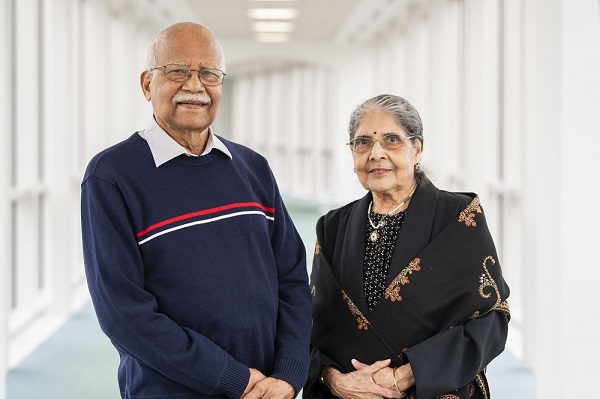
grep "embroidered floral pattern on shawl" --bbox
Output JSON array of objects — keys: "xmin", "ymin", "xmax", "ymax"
[
  {"xmin": 471, "ymin": 256, "xmax": 511, "ymax": 319},
  {"xmin": 342, "ymin": 290, "xmax": 370, "ymax": 330},
  {"xmin": 384, "ymin": 258, "xmax": 421, "ymax": 302},
  {"xmin": 474, "ymin": 372, "xmax": 490, "ymax": 399},
  {"xmin": 458, "ymin": 196, "xmax": 482, "ymax": 227}
]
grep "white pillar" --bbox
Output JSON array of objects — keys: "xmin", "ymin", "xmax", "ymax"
[
  {"xmin": 42, "ymin": 0, "xmax": 75, "ymax": 315},
  {"xmin": 522, "ymin": 0, "xmax": 561, "ymax": 393},
  {"xmin": 558, "ymin": 0, "xmax": 600, "ymax": 393},
  {"xmin": 0, "ymin": 0, "xmax": 11, "ymax": 397},
  {"xmin": 523, "ymin": 0, "xmax": 600, "ymax": 397}
]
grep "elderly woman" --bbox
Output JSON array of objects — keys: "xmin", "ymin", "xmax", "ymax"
[{"xmin": 303, "ymin": 94, "xmax": 510, "ymax": 399}]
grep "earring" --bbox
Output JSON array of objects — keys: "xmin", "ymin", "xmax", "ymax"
[{"xmin": 414, "ymin": 162, "xmax": 420, "ymax": 170}]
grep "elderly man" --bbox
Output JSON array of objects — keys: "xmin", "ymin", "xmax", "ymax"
[{"xmin": 81, "ymin": 22, "xmax": 311, "ymax": 399}]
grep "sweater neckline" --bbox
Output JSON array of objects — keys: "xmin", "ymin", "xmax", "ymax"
[{"xmin": 169, "ymin": 151, "xmax": 227, "ymax": 167}]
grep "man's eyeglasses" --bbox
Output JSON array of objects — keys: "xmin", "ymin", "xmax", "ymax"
[
  {"xmin": 347, "ymin": 134, "xmax": 414, "ymax": 153},
  {"xmin": 150, "ymin": 64, "xmax": 226, "ymax": 86}
]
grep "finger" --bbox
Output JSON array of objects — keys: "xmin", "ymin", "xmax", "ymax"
[
  {"xmin": 351, "ymin": 358, "xmax": 368, "ymax": 370},
  {"xmin": 261, "ymin": 382, "xmax": 294, "ymax": 399},
  {"xmin": 242, "ymin": 388, "xmax": 261, "ymax": 399},
  {"xmin": 371, "ymin": 359, "xmax": 392, "ymax": 369},
  {"xmin": 352, "ymin": 358, "xmax": 391, "ymax": 371},
  {"xmin": 244, "ymin": 382, "xmax": 268, "ymax": 399},
  {"xmin": 358, "ymin": 359, "xmax": 392, "ymax": 374}
]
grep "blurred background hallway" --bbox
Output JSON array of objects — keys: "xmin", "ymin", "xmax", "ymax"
[{"xmin": 1, "ymin": 0, "xmax": 600, "ymax": 397}]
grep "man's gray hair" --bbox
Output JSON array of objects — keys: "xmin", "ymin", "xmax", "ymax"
[{"xmin": 143, "ymin": 23, "xmax": 226, "ymax": 72}]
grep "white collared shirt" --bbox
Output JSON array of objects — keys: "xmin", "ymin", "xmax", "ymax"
[{"xmin": 138, "ymin": 118, "xmax": 232, "ymax": 167}]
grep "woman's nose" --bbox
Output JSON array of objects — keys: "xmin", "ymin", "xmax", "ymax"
[{"xmin": 369, "ymin": 140, "xmax": 386, "ymax": 159}]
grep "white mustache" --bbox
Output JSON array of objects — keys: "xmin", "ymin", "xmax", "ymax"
[{"xmin": 173, "ymin": 93, "xmax": 211, "ymax": 103}]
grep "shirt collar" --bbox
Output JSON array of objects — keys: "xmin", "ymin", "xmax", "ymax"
[{"xmin": 139, "ymin": 118, "xmax": 232, "ymax": 167}]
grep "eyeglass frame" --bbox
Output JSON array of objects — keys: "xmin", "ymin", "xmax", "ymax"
[
  {"xmin": 346, "ymin": 133, "xmax": 415, "ymax": 153},
  {"xmin": 150, "ymin": 64, "xmax": 227, "ymax": 86}
]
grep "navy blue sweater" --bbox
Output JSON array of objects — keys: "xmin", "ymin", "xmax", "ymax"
[{"xmin": 81, "ymin": 133, "xmax": 312, "ymax": 399}]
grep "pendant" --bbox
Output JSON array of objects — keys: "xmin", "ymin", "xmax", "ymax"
[{"xmin": 369, "ymin": 230, "xmax": 379, "ymax": 242}]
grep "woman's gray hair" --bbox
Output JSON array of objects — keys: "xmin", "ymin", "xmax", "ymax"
[{"xmin": 348, "ymin": 94, "xmax": 427, "ymax": 185}]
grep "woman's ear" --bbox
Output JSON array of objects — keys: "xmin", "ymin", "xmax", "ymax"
[{"xmin": 414, "ymin": 139, "xmax": 423, "ymax": 163}]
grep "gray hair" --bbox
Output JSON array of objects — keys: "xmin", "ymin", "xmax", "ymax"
[
  {"xmin": 144, "ymin": 23, "xmax": 226, "ymax": 72},
  {"xmin": 348, "ymin": 94, "xmax": 427, "ymax": 185}
]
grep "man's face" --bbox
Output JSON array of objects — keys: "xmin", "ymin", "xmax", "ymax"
[{"xmin": 141, "ymin": 27, "xmax": 223, "ymax": 136}]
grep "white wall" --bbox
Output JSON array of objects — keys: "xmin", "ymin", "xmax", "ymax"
[
  {"xmin": 560, "ymin": 7, "xmax": 600, "ymax": 387},
  {"xmin": 521, "ymin": 0, "xmax": 562, "ymax": 392},
  {"xmin": 526, "ymin": 0, "xmax": 600, "ymax": 396}
]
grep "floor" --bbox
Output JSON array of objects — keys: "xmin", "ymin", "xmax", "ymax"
[{"xmin": 6, "ymin": 200, "xmax": 536, "ymax": 398}]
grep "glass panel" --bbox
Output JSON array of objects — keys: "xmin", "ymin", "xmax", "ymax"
[
  {"xmin": 497, "ymin": 0, "xmax": 505, "ymax": 180},
  {"xmin": 37, "ymin": 0, "xmax": 45, "ymax": 181},
  {"xmin": 10, "ymin": 0, "xmax": 16, "ymax": 187},
  {"xmin": 37, "ymin": 194, "xmax": 45, "ymax": 290},
  {"xmin": 10, "ymin": 201, "xmax": 18, "ymax": 310}
]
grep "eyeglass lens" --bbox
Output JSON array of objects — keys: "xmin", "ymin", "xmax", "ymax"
[
  {"xmin": 349, "ymin": 134, "xmax": 407, "ymax": 152},
  {"xmin": 161, "ymin": 65, "xmax": 225, "ymax": 85}
]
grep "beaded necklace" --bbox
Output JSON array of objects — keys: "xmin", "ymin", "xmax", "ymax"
[{"xmin": 367, "ymin": 187, "xmax": 416, "ymax": 242}]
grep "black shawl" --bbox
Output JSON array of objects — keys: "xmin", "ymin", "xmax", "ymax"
[{"xmin": 305, "ymin": 181, "xmax": 510, "ymax": 399}]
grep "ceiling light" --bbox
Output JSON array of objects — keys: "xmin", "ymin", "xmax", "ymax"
[
  {"xmin": 247, "ymin": 8, "xmax": 299, "ymax": 19},
  {"xmin": 251, "ymin": 21, "xmax": 295, "ymax": 33},
  {"xmin": 254, "ymin": 33, "xmax": 291, "ymax": 43}
]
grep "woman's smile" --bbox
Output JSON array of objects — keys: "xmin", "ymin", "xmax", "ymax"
[{"xmin": 369, "ymin": 167, "xmax": 392, "ymax": 176}]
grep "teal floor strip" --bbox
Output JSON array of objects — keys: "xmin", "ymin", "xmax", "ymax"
[{"xmin": 7, "ymin": 303, "xmax": 120, "ymax": 398}]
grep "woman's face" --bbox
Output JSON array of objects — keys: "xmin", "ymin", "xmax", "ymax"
[{"xmin": 352, "ymin": 110, "xmax": 421, "ymax": 197}]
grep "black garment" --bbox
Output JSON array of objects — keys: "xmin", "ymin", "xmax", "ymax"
[
  {"xmin": 363, "ymin": 209, "xmax": 406, "ymax": 311},
  {"xmin": 303, "ymin": 180, "xmax": 510, "ymax": 399}
]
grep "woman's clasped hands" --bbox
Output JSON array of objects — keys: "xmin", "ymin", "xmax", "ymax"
[{"xmin": 322, "ymin": 359, "xmax": 414, "ymax": 399}]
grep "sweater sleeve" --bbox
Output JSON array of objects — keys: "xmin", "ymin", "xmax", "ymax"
[
  {"xmin": 404, "ymin": 311, "xmax": 509, "ymax": 398},
  {"xmin": 81, "ymin": 175, "xmax": 250, "ymax": 398},
  {"xmin": 267, "ymin": 185, "xmax": 312, "ymax": 395}
]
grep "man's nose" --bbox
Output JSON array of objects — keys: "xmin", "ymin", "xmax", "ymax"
[{"xmin": 182, "ymin": 72, "xmax": 206, "ymax": 91}]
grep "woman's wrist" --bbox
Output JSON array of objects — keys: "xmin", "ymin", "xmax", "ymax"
[
  {"xmin": 321, "ymin": 365, "xmax": 345, "ymax": 397},
  {"xmin": 392, "ymin": 367, "xmax": 402, "ymax": 393},
  {"xmin": 320, "ymin": 365, "xmax": 338, "ymax": 387},
  {"xmin": 395, "ymin": 364, "xmax": 415, "ymax": 391},
  {"xmin": 319, "ymin": 366, "xmax": 328, "ymax": 385}
]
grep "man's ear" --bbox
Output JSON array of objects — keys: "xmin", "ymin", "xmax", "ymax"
[{"xmin": 141, "ymin": 71, "xmax": 152, "ymax": 101}]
